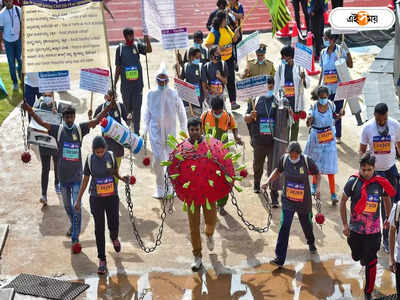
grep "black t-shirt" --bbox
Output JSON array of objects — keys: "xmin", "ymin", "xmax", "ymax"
[
  {"xmin": 84, "ymin": 151, "xmax": 118, "ymax": 198},
  {"xmin": 49, "ymin": 122, "xmax": 90, "ymax": 183},
  {"xmin": 278, "ymin": 154, "xmax": 319, "ymax": 213},
  {"xmin": 201, "ymin": 61, "xmax": 228, "ymax": 95},
  {"xmin": 94, "ymin": 102, "xmax": 128, "ymax": 158},
  {"xmin": 246, "ymin": 95, "xmax": 277, "ymax": 145},
  {"xmin": 183, "ymin": 47, "xmax": 208, "ymax": 64},
  {"xmin": 181, "ymin": 62, "xmax": 203, "ymax": 108},
  {"xmin": 284, "ymin": 64, "xmax": 295, "ymax": 110}
]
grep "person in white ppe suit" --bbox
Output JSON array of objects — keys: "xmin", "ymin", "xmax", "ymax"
[{"xmin": 143, "ymin": 63, "xmax": 188, "ymax": 198}]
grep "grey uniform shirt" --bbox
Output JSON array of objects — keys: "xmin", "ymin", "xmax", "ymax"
[{"xmin": 181, "ymin": 62, "xmax": 203, "ymax": 108}]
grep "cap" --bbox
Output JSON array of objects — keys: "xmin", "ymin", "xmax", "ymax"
[{"xmin": 256, "ymin": 43, "xmax": 267, "ymax": 54}]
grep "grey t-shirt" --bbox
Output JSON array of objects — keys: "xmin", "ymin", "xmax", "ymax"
[
  {"xmin": 181, "ymin": 62, "xmax": 203, "ymax": 108},
  {"xmin": 49, "ymin": 122, "xmax": 90, "ymax": 183},
  {"xmin": 84, "ymin": 151, "xmax": 118, "ymax": 198},
  {"xmin": 201, "ymin": 61, "xmax": 228, "ymax": 95},
  {"xmin": 278, "ymin": 154, "xmax": 319, "ymax": 213},
  {"xmin": 115, "ymin": 41, "xmax": 147, "ymax": 89}
]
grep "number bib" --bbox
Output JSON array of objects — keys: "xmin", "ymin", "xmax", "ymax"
[
  {"xmin": 324, "ymin": 70, "xmax": 338, "ymax": 84},
  {"xmin": 286, "ymin": 181, "xmax": 305, "ymax": 202},
  {"xmin": 125, "ymin": 66, "xmax": 139, "ymax": 81},
  {"xmin": 96, "ymin": 177, "xmax": 115, "ymax": 197},
  {"xmin": 62, "ymin": 142, "xmax": 80, "ymax": 161},
  {"xmin": 364, "ymin": 194, "xmax": 380, "ymax": 214},
  {"xmin": 194, "ymin": 84, "xmax": 201, "ymax": 97},
  {"xmin": 283, "ymin": 81, "xmax": 295, "ymax": 97},
  {"xmin": 259, "ymin": 118, "xmax": 274, "ymax": 135},
  {"xmin": 220, "ymin": 44, "xmax": 233, "ymax": 58},
  {"xmin": 209, "ymin": 80, "xmax": 223, "ymax": 95},
  {"xmin": 373, "ymin": 135, "xmax": 391, "ymax": 154},
  {"xmin": 317, "ymin": 128, "xmax": 334, "ymax": 144}
]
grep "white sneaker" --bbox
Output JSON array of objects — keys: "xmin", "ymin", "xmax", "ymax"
[
  {"xmin": 336, "ymin": 138, "xmax": 342, "ymax": 144},
  {"xmin": 206, "ymin": 235, "xmax": 214, "ymax": 251},
  {"xmin": 191, "ymin": 256, "xmax": 202, "ymax": 272}
]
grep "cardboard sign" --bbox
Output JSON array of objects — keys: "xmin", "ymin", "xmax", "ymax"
[
  {"xmin": 161, "ymin": 28, "xmax": 189, "ymax": 50},
  {"xmin": 80, "ymin": 68, "xmax": 110, "ymax": 95},
  {"xmin": 334, "ymin": 77, "xmax": 366, "ymax": 100},
  {"xmin": 174, "ymin": 78, "xmax": 200, "ymax": 107},
  {"xmin": 142, "ymin": 0, "xmax": 177, "ymax": 41},
  {"xmin": 236, "ymin": 31, "xmax": 260, "ymax": 61},
  {"xmin": 294, "ymin": 42, "xmax": 313, "ymax": 71},
  {"xmin": 236, "ymin": 75, "xmax": 268, "ymax": 101},
  {"xmin": 39, "ymin": 71, "xmax": 70, "ymax": 92}
]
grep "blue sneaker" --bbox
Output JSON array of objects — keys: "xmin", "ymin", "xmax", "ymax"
[
  {"xmin": 311, "ymin": 184, "xmax": 316, "ymax": 195},
  {"xmin": 55, "ymin": 183, "xmax": 61, "ymax": 194},
  {"xmin": 331, "ymin": 193, "xmax": 338, "ymax": 205}
]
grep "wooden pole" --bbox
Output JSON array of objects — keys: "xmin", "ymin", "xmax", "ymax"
[
  {"xmin": 100, "ymin": 2, "xmax": 115, "ymax": 95},
  {"xmin": 90, "ymin": 92, "xmax": 94, "ymax": 111}
]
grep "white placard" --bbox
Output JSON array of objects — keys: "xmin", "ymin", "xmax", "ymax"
[
  {"xmin": 38, "ymin": 71, "xmax": 70, "ymax": 92},
  {"xmin": 80, "ymin": 68, "xmax": 110, "ymax": 95},
  {"xmin": 235, "ymin": 75, "xmax": 268, "ymax": 101},
  {"xmin": 236, "ymin": 31, "xmax": 260, "ymax": 61},
  {"xmin": 141, "ymin": 0, "xmax": 177, "ymax": 41},
  {"xmin": 334, "ymin": 77, "xmax": 366, "ymax": 100},
  {"xmin": 294, "ymin": 42, "xmax": 313, "ymax": 71},
  {"xmin": 161, "ymin": 28, "xmax": 189, "ymax": 50},
  {"xmin": 174, "ymin": 78, "xmax": 200, "ymax": 107}
]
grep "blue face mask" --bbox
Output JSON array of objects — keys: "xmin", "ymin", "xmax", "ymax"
[
  {"xmin": 266, "ymin": 90, "xmax": 273, "ymax": 98},
  {"xmin": 281, "ymin": 59, "xmax": 287, "ymax": 65},
  {"xmin": 63, "ymin": 121, "xmax": 74, "ymax": 130},
  {"xmin": 319, "ymin": 98, "xmax": 328, "ymax": 105},
  {"xmin": 193, "ymin": 58, "xmax": 200, "ymax": 65},
  {"xmin": 158, "ymin": 85, "xmax": 167, "ymax": 91},
  {"xmin": 193, "ymin": 43, "xmax": 201, "ymax": 49},
  {"xmin": 323, "ymin": 39, "xmax": 330, "ymax": 48},
  {"xmin": 257, "ymin": 59, "xmax": 264, "ymax": 65}
]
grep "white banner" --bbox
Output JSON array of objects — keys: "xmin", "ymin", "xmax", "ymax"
[
  {"xmin": 174, "ymin": 78, "xmax": 200, "ymax": 107},
  {"xmin": 294, "ymin": 42, "xmax": 313, "ymax": 71},
  {"xmin": 39, "ymin": 71, "xmax": 70, "ymax": 92},
  {"xmin": 142, "ymin": 0, "xmax": 177, "ymax": 41},
  {"xmin": 334, "ymin": 77, "xmax": 366, "ymax": 100},
  {"xmin": 161, "ymin": 28, "xmax": 189, "ymax": 50},
  {"xmin": 80, "ymin": 68, "xmax": 110, "ymax": 95},
  {"xmin": 236, "ymin": 31, "xmax": 260, "ymax": 62}
]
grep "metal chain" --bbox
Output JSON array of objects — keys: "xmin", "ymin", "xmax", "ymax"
[
  {"xmin": 138, "ymin": 288, "xmax": 151, "ymax": 300},
  {"xmin": 20, "ymin": 105, "xmax": 28, "ymax": 151},
  {"xmin": 314, "ymin": 195, "xmax": 323, "ymax": 230}
]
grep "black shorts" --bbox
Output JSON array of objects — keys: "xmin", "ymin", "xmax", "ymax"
[{"xmin": 347, "ymin": 231, "xmax": 381, "ymax": 266}]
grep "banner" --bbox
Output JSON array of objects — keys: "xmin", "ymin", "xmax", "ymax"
[
  {"xmin": 236, "ymin": 31, "xmax": 260, "ymax": 62},
  {"xmin": 174, "ymin": 78, "xmax": 200, "ymax": 107},
  {"xmin": 80, "ymin": 68, "xmax": 110, "ymax": 94},
  {"xmin": 334, "ymin": 77, "xmax": 366, "ymax": 100},
  {"xmin": 294, "ymin": 42, "xmax": 313, "ymax": 71},
  {"xmin": 161, "ymin": 28, "xmax": 189, "ymax": 50},
  {"xmin": 141, "ymin": 0, "xmax": 177, "ymax": 41},
  {"xmin": 236, "ymin": 75, "xmax": 268, "ymax": 101},
  {"xmin": 22, "ymin": 0, "xmax": 108, "ymax": 73},
  {"xmin": 39, "ymin": 71, "xmax": 70, "ymax": 92}
]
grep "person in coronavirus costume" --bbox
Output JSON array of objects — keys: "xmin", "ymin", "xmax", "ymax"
[{"xmin": 165, "ymin": 117, "xmax": 244, "ymax": 271}]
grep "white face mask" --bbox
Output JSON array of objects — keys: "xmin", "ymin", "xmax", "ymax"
[
  {"xmin": 213, "ymin": 112, "xmax": 222, "ymax": 119},
  {"xmin": 289, "ymin": 157, "xmax": 300, "ymax": 164},
  {"xmin": 43, "ymin": 96, "xmax": 53, "ymax": 105},
  {"xmin": 105, "ymin": 100, "xmax": 111, "ymax": 106}
]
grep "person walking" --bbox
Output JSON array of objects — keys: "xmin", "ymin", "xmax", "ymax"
[{"xmin": 307, "ymin": 0, "xmax": 328, "ymax": 61}]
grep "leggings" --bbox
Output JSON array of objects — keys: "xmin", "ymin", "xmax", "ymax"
[{"xmin": 40, "ymin": 151, "xmax": 59, "ymax": 196}]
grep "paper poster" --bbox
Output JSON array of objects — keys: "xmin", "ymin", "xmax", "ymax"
[
  {"xmin": 161, "ymin": 28, "xmax": 189, "ymax": 50},
  {"xmin": 141, "ymin": 0, "xmax": 177, "ymax": 41},
  {"xmin": 294, "ymin": 42, "xmax": 313, "ymax": 71},
  {"xmin": 80, "ymin": 68, "xmax": 110, "ymax": 95},
  {"xmin": 22, "ymin": 0, "xmax": 108, "ymax": 73},
  {"xmin": 174, "ymin": 78, "xmax": 200, "ymax": 107},
  {"xmin": 236, "ymin": 31, "xmax": 260, "ymax": 62},
  {"xmin": 236, "ymin": 75, "xmax": 268, "ymax": 101},
  {"xmin": 39, "ymin": 71, "xmax": 70, "ymax": 92},
  {"xmin": 334, "ymin": 77, "xmax": 366, "ymax": 100}
]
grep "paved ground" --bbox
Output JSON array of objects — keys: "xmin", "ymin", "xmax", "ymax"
[{"xmin": 0, "ymin": 31, "xmax": 399, "ymax": 299}]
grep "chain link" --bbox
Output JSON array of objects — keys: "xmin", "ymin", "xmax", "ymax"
[
  {"xmin": 138, "ymin": 288, "xmax": 151, "ymax": 300},
  {"xmin": 20, "ymin": 105, "xmax": 28, "ymax": 151},
  {"xmin": 314, "ymin": 195, "xmax": 323, "ymax": 230}
]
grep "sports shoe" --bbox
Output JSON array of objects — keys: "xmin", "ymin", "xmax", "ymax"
[
  {"xmin": 270, "ymin": 258, "xmax": 283, "ymax": 267},
  {"xmin": 272, "ymin": 203, "xmax": 279, "ymax": 208},
  {"xmin": 66, "ymin": 226, "xmax": 72, "ymax": 237},
  {"xmin": 336, "ymin": 138, "xmax": 342, "ymax": 144},
  {"xmin": 112, "ymin": 239, "xmax": 121, "ymax": 253},
  {"xmin": 218, "ymin": 206, "xmax": 227, "ymax": 216},
  {"xmin": 311, "ymin": 184, "xmax": 316, "ymax": 196},
  {"xmin": 309, "ymin": 244, "xmax": 317, "ymax": 254},
  {"xmin": 72, "ymin": 242, "xmax": 82, "ymax": 254},
  {"xmin": 231, "ymin": 102, "xmax": 240, "ymax": 110},
  {"xmin": 191, "ymin": 256, "xmax": 203, "ymax": 272},
  {"xmin": 331, "ymin": 194, "xmax": 338, "ymax": 205},
  {"xmin": 55, "ymin": 183, "xmax": 62, "ymax": 194},
  {"xmin": 40, "ymin": 195, "xmax": 47, "ymax": 206},
  {"xmin": 207, "ymin": 235, "xmax": 215, "ymax": 251},
  {"xmin": 97, "ymin": 260, "xmax": 107, "ymax": 275},
  {"xmin": 364, "ymin": 292, "xmax": 372, "ymax": 300},
  {"xmin": 253, "ymin": 188, "xmax": 260, "ymax": 194},
  {"xmin": 383, "ymin": 239, "xmax": 390, "ymax": 254}
]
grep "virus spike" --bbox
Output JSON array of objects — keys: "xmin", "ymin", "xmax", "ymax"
[
  {"xmin": 168, "ymin": 134, "xmax": 179, "ymax": 145},
  {"xmin": 221, "ymin": 133, "xmax": 228, "ymax": 142},
  {"xmin": 233, "ymin": 175, "xmax": 243, "ymax": 181},
  {"xmin": 183, "ymin": 202, "xmax": 188, "ymax": 212},
  {"xmin": 167, "ymin": 194, "xmax": 173, "ymax": 200},
  {"xmin": 190, "ymin": 200, "xmax": 195, "ymax": 214},
  {"xmin": 232, "ymin": 153, "xmax": 241, "ymax": 161},
  {"xmin": 170, "ymin": 174, "xmax": 180, "ymax": 180},
  {"xmin": 205, "ymin": 122, "xmax": 210, "ymax": 134},
  {"xmin": 194, "ymin": 140, "xmax": 199, "ymax": 151},
  {"xmin": 216, "ymin": 170, "xmax": 221, "ymax": 176},
  {"xmin": 206, "ymin": 134, "xmax": 210, "ymax": 145},
  {"xmin": 160, "ymin": 161, "xmax": 172, "ymax": 167},
  {"xmin": 224, "ymin": 152, "xmax": 233, "ymax": 160},
  {"xmin": 208, "ymin": 180, "xmax": 214, "ymax": 187},
  {"xmin": 235, "ymin": 165, "xmax": 246, "ymax": 172},
  {"xmin": 179, "ymin": 130, "xmax": 188, "ymax": 139},
  {"xmin": 207, "ymin": 149, "xmax": 212, "ymax": 159},
  {"xmin": 175, "ymin": 153, "xmax": 184, "ymax": 161},
  {"xmin": 211, "ymin": 127, "xmax": 217, "ymax": 138},
  {"xmin": 225, "ymin": 175, "xmax": 233, "ymax": 183},
  {"xmin": 191, "ymin": 165, "xmax": 196, "ymax": 172},
  {"xmin": 167, "ymin": 140, "xmax": 177, "ymax": 150},
  {"xmin": 183, "ymin": 181, "xmax": 191, "ymax": 189},
  {"xmin": 222, "ymin": 141, "xmax": 235, "ymax": 149},
  {"xmin": 206, "ymin": 198, "xmax": 211, "ymax": 210},
  {"xmin": 234, "ymin": 185, "xmax": 243, "ymax": 193}
]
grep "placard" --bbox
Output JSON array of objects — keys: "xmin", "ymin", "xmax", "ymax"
[
  {"xmin": 294, "ymin": 42, "xmax": 313, "ymax": 71},
  {"xmin": 39, "ymin": 71, "xmax": 70, "ymax": 92},
  {"xmin": 334, "ymin": 77, "xmax": 366, "ymax": 100},
  {"xmin": 174, "ymin": 78, "xmax": 200, "ymax": 107},
  {"xmin": 236, "ymin": 75, "xmax": 268, "ymax": 101},
  {"xmin": 236, "ymin": 31, "xmax": 260, "ymax": 62},
  {"xmin": 142, "ymin": 0, "xmax": 177, "ymax": 41},
  {"xmin": 80, "ymin": 68, "xmax": 110, "ymax": 95},
  {"xmin": 161, "ymin": 28, "xmax": 189, "ymax": 50}
]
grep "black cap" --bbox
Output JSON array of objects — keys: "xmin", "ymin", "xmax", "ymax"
[{"xmin": 256, "ymin": 43, "xmax": 267, "ymax": 54}]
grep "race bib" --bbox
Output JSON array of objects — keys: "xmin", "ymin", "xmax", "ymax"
[
  {"xmin": 317, "ymin": 128, "xmax": 334, "ymax": 144},
  {"xmin": 125, "ymin": 66, "xmax": 139, "ymax": 81},
  {"xmin": 259, "ymin": 118, "xmax": 274, "ymax": 135},
  {"xmin": 283, "ymin": 81, "xmax": 295, "ymax": 97},
  {"xmin": 364, "ymin": 194, "xmax": 380, "ymax": 214},
  {"xmin": 286, "ymin": 181, "xmax": 305, "ymax": 202},
  {"xmin": 373, "ymin": 135, "xmax": 391, "ymax": 154},
  {"xmin": 194, "ymin": 84, "xmax": 201, "ymax": 97},
  {"xmin": 220, "ymin": 44, "xmax": 233, "ymax": 58},
  {"xmin": 209, "ymin": 80, "xmax": 223, "ymax": 95},
  {"xmin": 96, "ymin": 177, "xmax": 115, "ymax": 197},
  {"xmin": 324, "ymin": 70, "xmax": 338, "ymax": 85},
  {"xmin": 62, "ymin": 142, "xmax": 79, "ymax": 161}
]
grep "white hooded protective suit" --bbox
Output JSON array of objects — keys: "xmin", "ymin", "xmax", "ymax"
[{"xmin": 143, "ymin": 68, "xmax": 187, "ymax": 197}]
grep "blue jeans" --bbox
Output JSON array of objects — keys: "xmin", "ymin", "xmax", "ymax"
[
  {"xmin": 4, "ymin": 39, "xmax": 22, "ymax": 85},
  {"xmin": 275, "ymin": 209, "xmax": 315, "ymax": 264},
  {"xmin": 60, "ymin": 181, "xmax": 82, "ymax": 243}
]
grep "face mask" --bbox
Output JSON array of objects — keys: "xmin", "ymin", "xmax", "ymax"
[
  {"xmin": 319, "ymin": 98, "xmax": 328, "ymax": 105},
  {"xmin": 63, "ymin": 121, "xmax": 74, "ymax": 130},
  {"xmin": 257, "ymin": 59, "xmax": 264, "ymax": 65},
  {"xmin": 323, "ymin": 39, "xmax": 330, "ymax": 48},
  {"xmin": 214, "ymin": 55, "xmax": 222, "ymax": 62},
  {"xmin": 281, "ymin": 59, "xmax": 287, "ymax": 65},
  {"xmin": 158, "ymin": 85, "xmax": 167, "ymax": 91},
  {"xmin": 266, "ymin": 90, "xmax": 273, "ymax": 98},
  {"xmin": 213, "ymin": 112, "xmax": 222, "ymax": 119},
  {"xmin": 105, "ymin": 100, "xmax": 111, "ymax": 106},
  {"xmin": 192, "ymin": 58, "xmax": 200, "ymax": 65},
  {"xmin": 377, "ymin": 124, "xmax": 389, "ymax": 136},
  {"xmin": 43, "ymin": 96, "xmax": 52, "ymax": 105},
  {"xmin": 193, "ymin": 43, "xmax": 201, "ymax": 49},
  {"xmin": 289, "ymin": 157, "xmax": 300, "ymax": 164}
]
